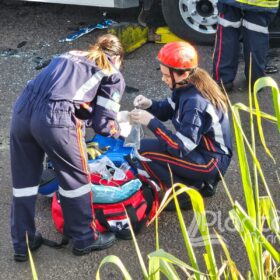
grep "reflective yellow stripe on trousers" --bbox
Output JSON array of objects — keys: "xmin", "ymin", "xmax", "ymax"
[{"xmin": 236, "ymin": 0, "xmax": 279, "ymax": 8}]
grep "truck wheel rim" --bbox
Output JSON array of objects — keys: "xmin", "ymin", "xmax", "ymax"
[{"xmin": 179, "ymin": 0, "xmax": 218, "ymax": 35}]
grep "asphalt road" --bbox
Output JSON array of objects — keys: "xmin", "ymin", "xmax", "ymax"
[{"xmin": 0, "ymin": 1, "xmax": 279, "ymax": 279}]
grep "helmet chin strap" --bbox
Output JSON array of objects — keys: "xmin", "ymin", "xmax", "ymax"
[
  {"xmin": 169, "ymin": 68, "xmax": 195, "ymax": 89},
  {"xmin": 169, "ymin": 68, "xmax": 177, "ymax": 90},
  {"xmin": 176, "ymin": 79, "xmax": 189, "ymax": 86}
]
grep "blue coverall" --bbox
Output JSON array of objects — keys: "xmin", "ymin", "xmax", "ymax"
[
  {"xmin": 10, "ymin": 52, "xmax": 125, "ymax": 254},
  {"xmin": 138, "ymin": 84, "xmax": 232, "ymax": 192},
  {"xmin": 212, "ymin": 0, "xmax": 278, "ymax": 86}
]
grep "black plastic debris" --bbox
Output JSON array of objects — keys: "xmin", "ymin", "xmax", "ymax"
[
  {"xmin": 36, "ymin": 59, "xmax": 51, "ymax": 70},
  {"xmin": 33, "ymin": 56, "xmax": 51, "ymax": 70},
  {"xmin": 17, "ymin": 41, "xmax": 27, "ymax": 48},
  {"xmin": 33, "ymin": 56, "xmax": 43, "ymax": 63},
  {"xmin": 0, "ymin": 48, "xmax": 18, "ymax": 57},
  {"xmin": 125, "ymin": 85, "xmax": 139, "ymax": 94}
]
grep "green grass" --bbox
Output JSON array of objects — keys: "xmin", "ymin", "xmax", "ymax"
[{"xmin": 96, "ymin": 76, "xmax": 280, "ymax": 279}]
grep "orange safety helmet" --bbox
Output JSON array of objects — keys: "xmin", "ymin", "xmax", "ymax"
[{"xmin": 157, "ymin": 41, "xmax": 198, "ymax": 70}]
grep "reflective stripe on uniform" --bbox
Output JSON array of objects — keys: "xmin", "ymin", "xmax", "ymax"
[
  {"xmin": 176, "ymin": 131, "xmax": 197, "ymax": 151},
  {"xmin": 236, "ymin": 0, "xmax": 278, "ymax": 8},
  {"xmin": 167, "ymin": 97, "xmax": 175, "ymax": 110},
  {"xmin": 58, "ymin": 183, "xmax": 92, "ymax": 198},
  {"xmin": 13, "ymin": 186, "xmax": 39, "ymax": 197},
  {"xmin": 242, "ymin": 19, "xmax": 269, "ymax": 34},
  {"xmin": 176, "ymin": 111, "xmax": 180, "ymax": 123},
  {"xmin": 205, "ymin": 105, "xmax": 230, "ymax": 154},
  {"xmin": 137, "ymin": 168, "xmax": 150, "ymax": 178},
  {"xmin": 73, "ymin": 71, "xmax": 105, "ymax": 101},
  {"xmin": 218, "ymin": 16, "xmax": 242, "ymax": 28},
  {"xmin": 96, "ymin": 96, "xmax": 120, "ymax": 113}
]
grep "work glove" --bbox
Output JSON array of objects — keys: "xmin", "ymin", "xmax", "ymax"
[
  {"xmin": 129, "ymin": 109, "xmax": 154, "ymax": 126},
  {"xmin": 117, "ymin": 110, "xmax": 130, "ymax": 123},
  {"xmin": 133, "ymin": 95, "xmax": 152, "ymax": 109}
]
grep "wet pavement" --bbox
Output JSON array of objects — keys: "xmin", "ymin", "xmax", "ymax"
[{"xmin": 0, "ymin": 1, "xmax": 279, "ymax": 279}]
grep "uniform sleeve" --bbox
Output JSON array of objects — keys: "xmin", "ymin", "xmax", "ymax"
[
  {"xmin": 91, "ymin": 72, "xmax": 125, "ymax": 138},
  {"xmin": 147, "ymin": 102, "xmax": 205, "ymax": 158},
  {"xmin": 147, "ymin": 97, "xmax": 175, "ymax": 121}
]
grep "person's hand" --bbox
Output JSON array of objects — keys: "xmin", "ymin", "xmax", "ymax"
[
  {"xmin": 117, "ymin": 111, "xmax": 130, "ymax": 123},
  {"xmin": 129, "ymin": 109, "xmax": 154, "ymax": 126},
  {"xmin": 133, "ymin": 95, "xmax": 152, "ymax": 109}
]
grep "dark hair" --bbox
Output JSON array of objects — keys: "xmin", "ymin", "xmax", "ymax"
[{"xmin": 86, "ymin": 34, "xmax": 124, "ymax": 73}]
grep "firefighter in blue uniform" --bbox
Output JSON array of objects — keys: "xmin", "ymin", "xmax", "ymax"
[
  {"xmin": 10, "ymin": 34, "xmax": 125, "ymax": 261},
  {"xmin": 130, "ymin": 42, "xmax": 232, "ymax": 209},
  {"xmin": 212, "ymin": 0, "xmax": 279, "ymax": 91}
]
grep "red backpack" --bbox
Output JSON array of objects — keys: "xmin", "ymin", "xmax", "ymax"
[{"xmin": 52, "ymin": 170, "xmax": 158, "ymax": 240}]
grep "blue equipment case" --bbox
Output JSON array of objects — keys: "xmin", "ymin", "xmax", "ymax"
[{"xmin": 38, "ymin": 135, "xmax": 134, "ymax": 196}]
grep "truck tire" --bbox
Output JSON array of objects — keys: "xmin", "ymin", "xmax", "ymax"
[{"xmin": 161, "ymin": 0, "xmax": 218, "ymax": 45}]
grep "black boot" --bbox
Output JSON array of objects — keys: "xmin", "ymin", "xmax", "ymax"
[
  {"xmin": 264, "ymin": 64, "xmax": 278, "ymax": 74},
  {"xmin": 164, "ymin": 192, "xmax": 193, "ymax": 211},
  {"xmin": 199, "ymin": 180, "xmax": 219, "ymax": 197},
  {"xmin": 14, "ymin": 232, "xmax": 43, "ymax": 262},
  {"xmin": 72, "ymin": 232, "xmax": 116, "ymax": 256}
]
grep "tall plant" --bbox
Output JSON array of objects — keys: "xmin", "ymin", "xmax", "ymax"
[
  {"xmin": 96, "ymin": 76, "xmax": 280, "ymax": 279},
  {"xmin": 229, "ymin": 76, "xmax": 280, "ymax": 279}
]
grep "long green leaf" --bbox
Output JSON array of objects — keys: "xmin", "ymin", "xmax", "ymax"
[
  {"xmin": 155, "ymin": 207, "xmax": 160, "ymax": 251},
  {"xmin": 232, "ymin": 103, "xmax": 278, "ymax": 123},
  {"xmin": 248, "ymin": 70, "xmax": 263, "ymax": 278},
  {"xmin": 226, "ymin": 76, "xmax": 280, "ymax": 276},
  {"xmin": 253, "ymin": 77, "xmax": 280, "ymax": 161},
  {"xmin": 214, "ymin": 230, "xmax": 244, "ymax": 280},
  {"xmin": 96, "ymin": 255, "xmax": 132, "ymax": 280},
  {"xmin": 149, "ymin": 249, "xmax": 203, "ymax": 276},
  {"xmin": 229, "ymin": 209, "xmax": 259, "ymax": 278},
  {"xmin": 152, "ymin": 187, "xmax": 200, "ymax": 280},
  {"xmin": 26, "ymin": 233, "xmax": 38, "ymax": 280},
  {"xmin": 254, "ymin": 77, "xmax": 280, "ymax": 133},
  {"xmin": 173, "ymin": 184, "xmax": 218, "ymax": 279},
  {"xmin": 158, "ymin": 259, "xmax": 181, "ymax": 279},
  {"xmin": 234, "ymin": 202, "xmax": 280, "ymax": 262},
  {"xmin": 230, "ymin": 105, "xmax": 256, "ymax": 219},
  {"xmin": 171, "ymin": 185, "xmax": 201, "ymax": 280},
  {"xmin": 232, "ymin": 103, "xmax": 278, "ymax": 212},
  {"xmin": 231, "ymin": 102, "xmax": 279, "ymax": 218},
  {"xmin": 259, "ymin": 196, "xmax": 280, "ymax": 239},
  {"xmin": 125, "ymin": 209, "xmax": 148, "ymax": 279},
  {"xmin": 149, "ymin": 253, "xmax": 160, "ymax": 280}
]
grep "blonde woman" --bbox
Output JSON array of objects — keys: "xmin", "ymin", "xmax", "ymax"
[
  {"xmin": 10, "ymin": 34, "xmax": 125, "ymax": 261},
  {"xmin": 130, "ymin": 41, "xmax": 232, "ymax": 210}
]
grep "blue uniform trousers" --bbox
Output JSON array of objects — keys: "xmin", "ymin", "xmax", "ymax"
[
  {"xmin": 213, "ymin": 3, "xmax": 275, "ymax": 85},
  {"xmin": 10, "ymin": 89, "xmax": 96, "ymax": 254},
  {"xmin": 139, "ymin": 139, "xmax": 231, "ymax": 190}
]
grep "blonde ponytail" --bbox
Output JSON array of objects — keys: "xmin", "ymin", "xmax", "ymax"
[
  {"xmin": 188, "ymin": 67, "xmax": 228, "ymax": 112},
  {"xmin": 86, "ymin": 34, "xmax": 124, "ymax": 73}
]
